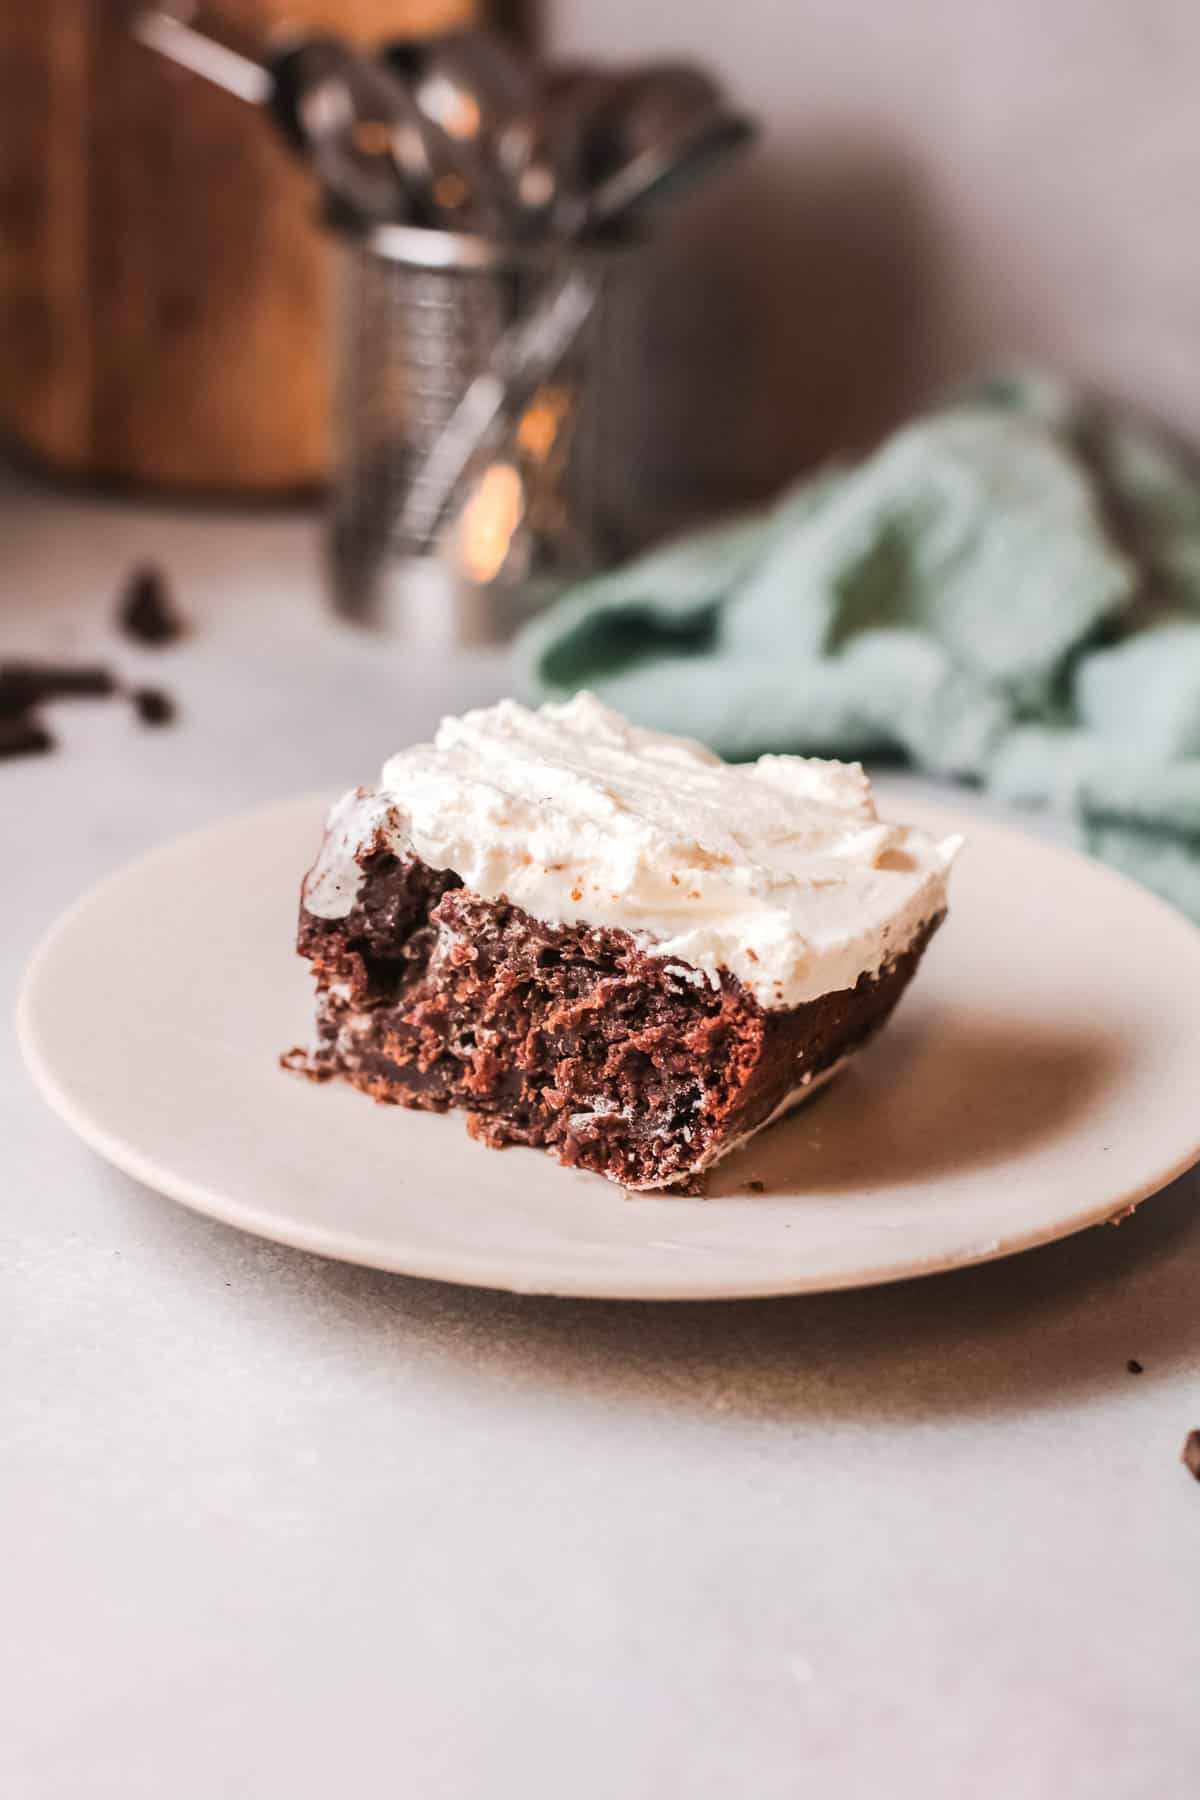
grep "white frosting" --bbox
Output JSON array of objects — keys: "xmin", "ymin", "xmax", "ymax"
[{"xmin": 303, "ymin": 693, "xmax": 959, "ymax": 1010}]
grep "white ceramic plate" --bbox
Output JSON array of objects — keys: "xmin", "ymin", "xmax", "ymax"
[{"xmin": 18, "ymin": 792, "xmax": 1200, "ymax": 1300}]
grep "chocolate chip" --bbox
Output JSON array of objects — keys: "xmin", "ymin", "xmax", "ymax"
[
  {"xmin": 36, "ymin": 664, "xmax": 116, "ymax": 699},
  {"xmin": 132, "ymin": 686, "xmax": 175, "ymax": 726},
  {"xmin": 0, "ymin": 668, "xmax": 29, "ymax": 718},
  {"xmin": 0, "ymin": 660, "xmax": 116, "ymax": 713},
  {"xmin": 1183, "ymin": 1430, "xmax": 1200, "ymax": 1482},
  {"xmin": 0, "ymin": 715, "xmax": 53, "ymax": 759},
  {"xmin": 1126, "ymin": 1359, "xmax": 1144, "ymax": 1375},
  {"xmin": 746, "ymin": 1179, "xmax": 765, "ymax": 1193},
  {"xmin": 118, "ymin": 565, "xmax": 184, "ymax": 645}
]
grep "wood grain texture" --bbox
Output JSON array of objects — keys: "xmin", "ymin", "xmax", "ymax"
[{"xmin": 0, "ymin": 0, "xmax": 475, "ymax": 493}]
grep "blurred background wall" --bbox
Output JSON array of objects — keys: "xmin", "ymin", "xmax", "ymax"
[{"xmin": 546, "ymin": 0, "xmax": 1200, "ymax": 522}]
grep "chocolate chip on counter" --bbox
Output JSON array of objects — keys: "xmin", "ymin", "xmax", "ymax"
[
  {"xmin": 132, "ymin": 686, "xmax": 175, "ymax": 726},
  {"xmin": 0, "ymin": 660, "xmax": 116, "ymax": 713},
  {"xmin": 1, "ymin": 651, "xmax": 179, "ymax": 756},
  {"xmin": 118, "ymin": 565, "xmax": 184, "ymax": 645},
  {"xmin": 0, "ymin": 667, "xmax": 29, "ymax": 718},
  {"xmin": 32, "ymin": 663, "xmax": 117, "ymax": 699},
  {"xmin": 0, "ymin": 714, "xmax": 53, "ymax": 760},
  {"xmin": 1126, "ymin": 1359, "xmax": 1144, "ymax": 1375},
  {"xmin": 1183, "ymin": 1430, "xmax": 1200, "ymax": 1482}
]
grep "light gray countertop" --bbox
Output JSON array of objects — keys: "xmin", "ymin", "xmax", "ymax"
[{"xmin": 3, "ymin": 472, "xmax": 1199, "ymax": 1799}]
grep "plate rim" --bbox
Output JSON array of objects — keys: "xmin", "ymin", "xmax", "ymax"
[{"xmin": 17, "ymin": 789, "xmax": 1200, "ymax": 1301}]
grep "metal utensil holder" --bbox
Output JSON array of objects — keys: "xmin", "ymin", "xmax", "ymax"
[{"xmin": 328, "ymin": 223, "xmax": 635, "ymax": 644}]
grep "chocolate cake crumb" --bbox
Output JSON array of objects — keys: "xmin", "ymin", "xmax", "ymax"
[
  {"xmin": 118, "ymin": 565, "xmax": 184, "ymax": 645},
  {"xmin": 1183, "ymin": 1430, "xmax": 1200, "ymax": 1482},
  {"xmin": 0, "ymin": 715, "xmax": 53, "ymax": 759},
  {"xmin": 132, "ymin": 686, "xmax": 175, "ymax": 726},
  {"xmin": 1126, "ymin": 1359, "xmax": 1143, "ymax": 1375}
]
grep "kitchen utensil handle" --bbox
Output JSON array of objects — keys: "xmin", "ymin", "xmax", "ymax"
[
  {"xmin": 131, "ymin": 10, "xmax": 273, "ymax": 107},
  {"xmin": 399, "ymin": 266, "xmax": 599, "ymax": 545}
]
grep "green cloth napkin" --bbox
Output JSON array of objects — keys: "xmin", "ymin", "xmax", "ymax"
[{"xmin": 517, "ymin": 376, "xmax": 1200, "ymax": 923}]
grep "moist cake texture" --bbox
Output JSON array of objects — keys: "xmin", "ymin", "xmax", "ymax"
[{"xmin": 288, "ymin": 694, "xmax": 958, "ymax": 1190}]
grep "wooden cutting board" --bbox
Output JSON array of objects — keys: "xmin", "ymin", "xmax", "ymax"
[{"xmin": 0, "ymin": 1, "xmax": 475, "ymax": 494}]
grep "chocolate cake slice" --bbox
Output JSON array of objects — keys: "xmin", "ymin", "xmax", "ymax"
[{"xmin": 287, "ymin": 694, "xmax": 958, "ymax": 1191}]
